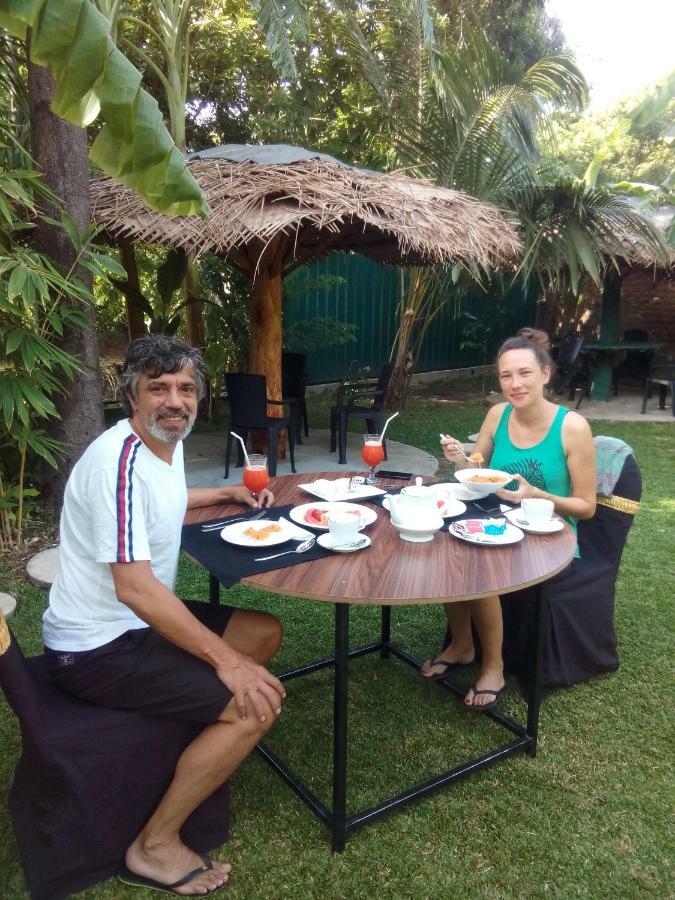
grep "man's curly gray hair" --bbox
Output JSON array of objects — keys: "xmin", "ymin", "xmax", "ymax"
[{"xmin": 119, "ymin": 334, "xmax": 207, "ymax": 413}]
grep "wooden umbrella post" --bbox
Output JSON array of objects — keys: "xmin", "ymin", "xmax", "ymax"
[{"xmin": 248, "ymin": 237, "xmax": 286, "ymax": 457}]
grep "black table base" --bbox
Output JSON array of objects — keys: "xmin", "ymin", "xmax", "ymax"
[{"xmin": 210, "ymin": 575, "xmax": 547, "ymax": 851}]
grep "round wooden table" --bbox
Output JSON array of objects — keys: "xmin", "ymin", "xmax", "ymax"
[{"xmin": 184, "ymin": 472, "xmax": 576, "ymax": 851}]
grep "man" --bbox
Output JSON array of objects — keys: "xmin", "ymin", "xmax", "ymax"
[{"xmin": 43, "ymin": 335, "xmax": 285, "ymax": 896}]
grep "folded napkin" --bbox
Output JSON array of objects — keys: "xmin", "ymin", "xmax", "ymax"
[{"xmin": 275, "ymin": 517, "xmax": 314, "ymax": 541}]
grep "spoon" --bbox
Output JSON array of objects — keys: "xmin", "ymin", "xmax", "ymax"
[
  {"xmin": 255, "ymin": 537, "xmax": 316, "ymax": 561},
  {"xmin": 331, "ymin": 537, "xmax": 369, "ymax": 551},
  {"xmin": 439, "ymin": 434, "xmax": 482, "ymax": 464}
]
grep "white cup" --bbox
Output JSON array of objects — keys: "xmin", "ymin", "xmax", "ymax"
[
  {"xmin": 521, "ymin": 498, "xmax": 554, "ymax": 523},
  {"xmin": 328, "ymin": 512, "xmax": 362, "ymax": 543}
]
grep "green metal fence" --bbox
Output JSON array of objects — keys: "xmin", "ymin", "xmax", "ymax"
[{"xmin": 283, "ymin": 254, "xmax": 537, "ymax": 382}]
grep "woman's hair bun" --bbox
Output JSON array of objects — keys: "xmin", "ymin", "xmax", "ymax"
[
  {"xmin": 497, "ymin": 328, "xmax": 554, "ymax": 369},
  {"xmin": 516, "ymin": 327, "xmax": 551, "ymax": 352}
]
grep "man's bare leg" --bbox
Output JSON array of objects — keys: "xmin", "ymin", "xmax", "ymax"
[
  {"xmin": 465, "ymin": 595, "xmax": 505, "ymax": 707},
  {"xmin": 125, "ymin": 611, "xmax": 283, "ymax": 894},
  {"xmin": 421, "ymin": 601, "xmax": 475, "ymax": 677}
]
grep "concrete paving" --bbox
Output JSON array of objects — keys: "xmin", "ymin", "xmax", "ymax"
[
  {"xmin": 481, "ymin": 388, "xmax": 674, "ymax": 423},
  {"xmin": 184, "ymin": 430, "xmax": 439, "ymax": 487},
  {"xmin": 561, "ymin": 389, "xmax": 674, "ymax": 422}
]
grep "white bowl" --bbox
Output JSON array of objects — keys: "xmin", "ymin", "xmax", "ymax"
[
  {"xmin": 389, "ymin": 517, "xmax": 443, "ymax": 543},
  {"xmin": 454, "ymin": 468, "xmax": 512, "ymax": 498}
]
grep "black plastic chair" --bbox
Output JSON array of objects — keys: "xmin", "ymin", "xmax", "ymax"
[
  {"xmin": 613, "ymin": 329, "xmax": 654, "ymax": 396},
  {"xmin": 224, "ymin": 373, "xmax": 296, "ymax": 478},
  {"xmin": 0, "ymin": 605, "xmax": 230, "ymax": 900},
  {"xmin": 282, "ymin": 352, "xmax": 309, "ymax": 444},
  {"xmin": 550, "ymin": 332, "xmax": 594, "ymax": 409},
  {"xmin": 329, "ymin": 364, "xmax": 393, "ymax": 465},
  {"xmin": 641, "ymin": 364, "xmax": 675, "ymax": 416}
]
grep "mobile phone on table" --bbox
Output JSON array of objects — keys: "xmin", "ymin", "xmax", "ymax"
[{"xmin": 377, "ymin": 470, "xmax": 413, "ymax": 480}]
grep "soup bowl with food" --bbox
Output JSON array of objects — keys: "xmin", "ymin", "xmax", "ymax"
[{"xmin": 454, "ymin": 467, "xmax": 512, "ymax": 498}]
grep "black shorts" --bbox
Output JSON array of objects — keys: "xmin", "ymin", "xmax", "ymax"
[{"xmin": 44, "ymin": 601, "xmax": 235, "ymax": 725}]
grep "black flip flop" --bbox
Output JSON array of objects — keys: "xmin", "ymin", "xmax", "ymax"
[
  {"xmin": 465, "ymin": 682, "xmax": 507, "ymax": 711},
  {"xmin": 119, "ymin": 854, "xmax": 227, "ymax": 896},
  {"xmin": 421, "ymin": 657, "xmax": 476, "ymax": 681}
]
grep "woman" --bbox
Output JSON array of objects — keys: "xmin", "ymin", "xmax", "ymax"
[{"xmin": 422, "ymin": 331, "xmax": 596, "ymax": 709}]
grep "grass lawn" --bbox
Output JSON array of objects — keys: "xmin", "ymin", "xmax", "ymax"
[{"xmin": 1, "ymin": 389, "xmax": 673, "ymax": 899}]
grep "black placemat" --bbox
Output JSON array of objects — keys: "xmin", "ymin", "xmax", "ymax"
[{"xmin": 181, "ymin": 504, "xmax": 335, "ymax": 588}]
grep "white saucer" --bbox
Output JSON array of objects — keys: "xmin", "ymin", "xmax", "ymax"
[
  {"xmin": 504, "ymin": 508, "xmax": 565, "ymax": 534},
  {"xmin": 317, "ymin": 533, "xmax": 371, "ymax": 553},
  {"xmin": 449, "ymin": 521, "xmax": 524, "ymax": 546}
]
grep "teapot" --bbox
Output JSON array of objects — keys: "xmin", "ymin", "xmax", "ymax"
[{"xmin": 386, "ymin": 477, "xmax": 444, "ymax": 542}]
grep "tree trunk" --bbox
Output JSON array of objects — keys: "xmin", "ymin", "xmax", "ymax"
[
  {"xmin": 118, "ymin": 239, "xmax": 147, "ymax": 339},
  {"xmin": 386, "ymin": 308, "xmax": 415, "ymax": 409},
  {"xmin": 247, "ymin": 241, "xmax": 284, "ymax": 456},
  {"xmin": 28, "ymin": 60, "xmax": 104, "ymax": 504},
  {"xmin": 185, "ymin": 258, "xmax": 205, "ymax": 348}
]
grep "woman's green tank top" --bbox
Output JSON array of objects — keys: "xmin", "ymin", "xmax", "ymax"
[
  {"xmin": 490, "ymin": 404, "xmax": 571, "ymax": 499},
  {"xmin": 490, "ymin": 404, "xmax": 578, "ymax": 547}
]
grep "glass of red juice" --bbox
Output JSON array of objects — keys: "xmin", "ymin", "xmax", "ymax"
[
  {"xmin": 362, "ymin": 434, "xmax": 385, "ymax": 485},
  {"xmin": 243, "ymin": 454, "xmax": 269, "ymax": 497}
]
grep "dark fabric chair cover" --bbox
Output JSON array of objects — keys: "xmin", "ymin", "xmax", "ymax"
[
  {"xmin": 329, "ymin": 364, "xmax": 393, "ymax": 464},
  {"xmin": 224, "ymin": 372, "xmax": 296, "ymax": 477},
  {"xmin": 282, "ymin": 352, "xmax": 309, "ymax": 443},
  {"xmin": 442, "ymin": 450, "xmax": 641, "ymax": 695},
  {"xmin": 500, "ymin": 452, "xmax": 641, "ymax": 692},
  {"xmin": 0, "ymin": 614, "xmax": 229, "ymax": 900}
]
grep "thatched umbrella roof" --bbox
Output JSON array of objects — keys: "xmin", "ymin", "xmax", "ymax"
[{"xmin": 90, "ymin": 144, "xmax": 522, "ymax": 272}]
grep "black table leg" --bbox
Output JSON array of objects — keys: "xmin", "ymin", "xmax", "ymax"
[
  {"xmin": 380, "ymin": 605, "xmax": 391, "ymax": 658},
  {"xmin": 526, "ymin": 583, "xmax": 548, "ymax": 757},
  {"xmin": 332, "ymin": 603, "xmax": 349, "ymax": 851},
  {"xmin": 209, "ymin": 574, "xmax": 220, "ymax": 606}
]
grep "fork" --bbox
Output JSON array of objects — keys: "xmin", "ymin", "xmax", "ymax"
[
  {"xmin": 255, "ymin": 537, "xmax": 316, "ymax": 561},
  {"xmin": 201, "ymin": 510, "xmax": 267, "ymax": 531}
]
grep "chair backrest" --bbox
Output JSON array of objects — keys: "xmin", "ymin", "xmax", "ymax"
[
  {"xmin": 578, "ymin": 438, "xmax": 641, "ymax": 565},
  {"xmin": 282, "ymin": 352, "xmax": 306, "ymax": 397},
  {"xmin": 362, "ymin": 363, "xmax": 393, "ymax": 411},
  {"xmin": 623, "ymin": 328, "xmax": 648, "ymax": 342},
  {"xmin": 555, "ymin": 331, "xmax": 584, "ymax": 370},
  {"xmin": 225, "ymin": 373, "xmax": 269, "ymax": 426}
]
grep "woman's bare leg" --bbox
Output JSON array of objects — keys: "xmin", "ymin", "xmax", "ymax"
[
  {"xmin": 421, "ymin": 601, "xmax": 476, "ymax": 677},
  {"xmin": 465, "ymin": 595, "xmax": 505, "ymax": 706}
]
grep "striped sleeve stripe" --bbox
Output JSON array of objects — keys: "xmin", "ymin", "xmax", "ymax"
[{"xmin": 116, "ymin": 434, "xmax": 142, "ymax": 563}]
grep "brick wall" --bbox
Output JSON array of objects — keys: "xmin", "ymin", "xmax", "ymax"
[{"xmin": 548, "ymin": 269, "xmax": 675, "ymax": 360}]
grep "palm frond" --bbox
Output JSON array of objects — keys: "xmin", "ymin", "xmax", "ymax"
[{"xmin": 251, "ymin": 0, "xmax": 310, "ymax": 82}]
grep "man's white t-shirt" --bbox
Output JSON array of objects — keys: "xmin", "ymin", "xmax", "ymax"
[{"xmin": 43, "ymin": 419, "xmax": 188, "ymax": 651}]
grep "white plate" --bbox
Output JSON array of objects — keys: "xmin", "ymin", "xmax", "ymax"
[
  {"xmin": 290, "ymin": 501, "xmax": 378, "ymax": 531},
  {"xmin": 449, "ymin": 520, "xmax": 524, "ymax": 546},
  {"xmin": 317, "ymin": 533, "xmax": 371, "ymax": 553},
  {"xmin": 300, "ymin": 479, "xmax": 385, "ymax": 502},
  {"xmin": 444, "ymin": 482, "xmax": 480, "ymax": 502},
  {"xmin": 428, "ymin": 484, "xmax": 467, "ymax": 518},
  {"xmin": 504, "ymin": 508, "xmax": 565, "ymax": 534},
  {"xmin": 221, "ymin": 519, "xmax": 296, "ymax": 548}
]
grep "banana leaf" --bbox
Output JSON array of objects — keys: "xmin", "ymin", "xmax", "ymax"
[{"xmin": 0, "ymin": 0, "xmax": 208, "ymax": 217}]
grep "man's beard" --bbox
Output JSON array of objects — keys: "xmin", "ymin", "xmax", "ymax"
[{"xmin": 146, "ymin": 408, "xmax": 196, "ymax": 443}]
